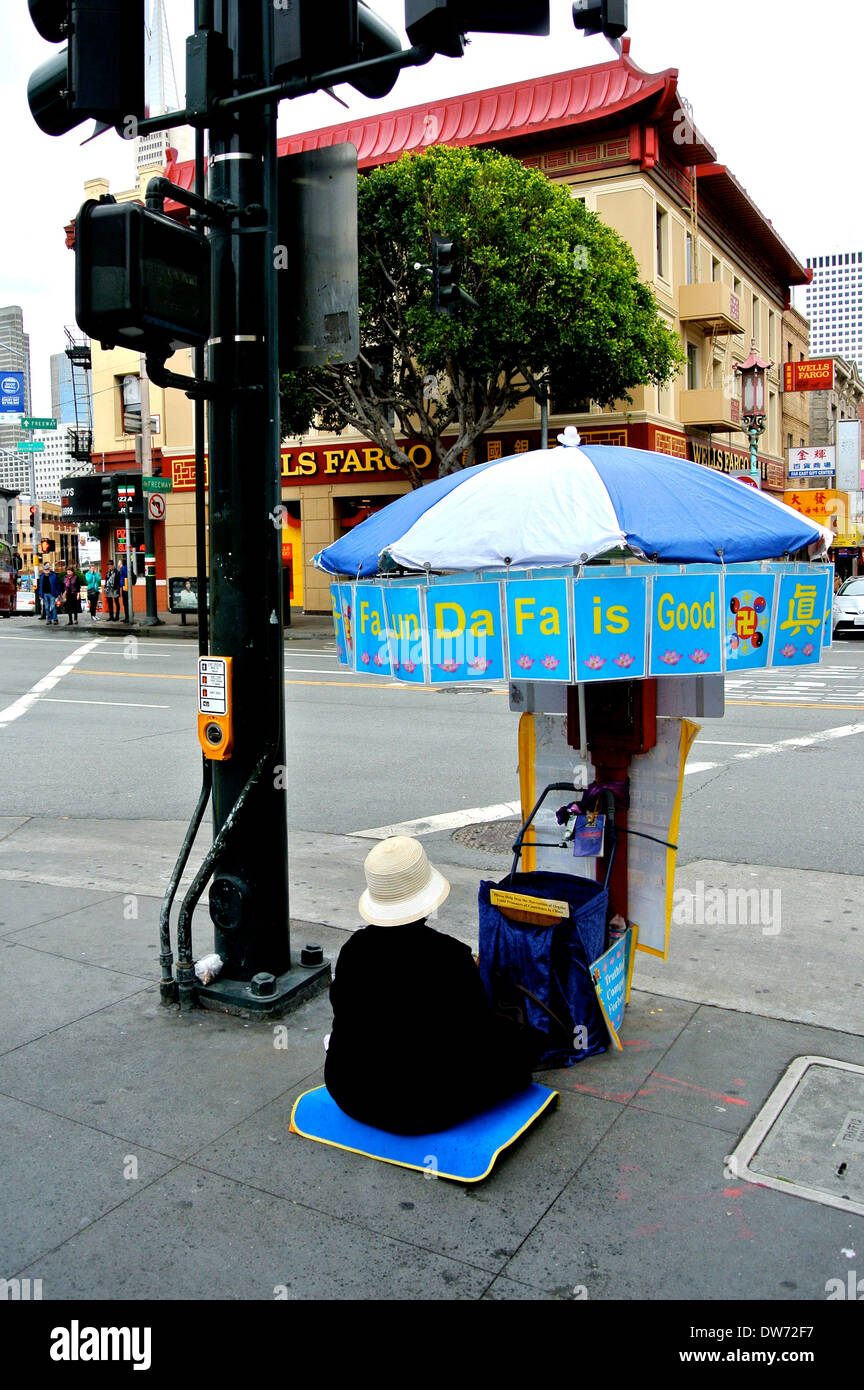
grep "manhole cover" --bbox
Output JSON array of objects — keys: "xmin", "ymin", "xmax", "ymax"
[
  {"xmin": 452, "ymin": 818, "xmax": 522, "ymax": 854},
  {"xmin": 728, "ymin": 1056, "xmax": 864, "ymax": 1215}
]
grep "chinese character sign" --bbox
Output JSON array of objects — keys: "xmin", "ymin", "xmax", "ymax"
[
  {"xmin": 771, "ymin": 570, "xmax": 831, "ymax": 667},
  {"xmin": 787, "ymin": 446, "xmax": 835, "ymax": 478}
]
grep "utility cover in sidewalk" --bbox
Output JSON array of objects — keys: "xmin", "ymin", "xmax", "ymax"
[{"xmin": 728, "ymin": 1056, "xmax": 864, "ymax": 1216}]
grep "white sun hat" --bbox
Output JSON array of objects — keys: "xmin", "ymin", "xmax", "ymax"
[{"xmin": 358, "ymin": 836, "xmax": 451, "ymax": 927}]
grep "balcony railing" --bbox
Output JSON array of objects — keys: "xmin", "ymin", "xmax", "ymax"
[{"xmin": 678, "ymin": 282, "xmax": 742, "ymax": 335}]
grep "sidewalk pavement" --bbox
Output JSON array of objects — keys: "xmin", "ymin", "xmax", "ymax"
[
  {"xmin": 50, "ymin": 608, "xmax": 335, "ymax": 641},
  {"xmin": 1, "ymin": 813, "xmax": 862, "ymax": 1301}
]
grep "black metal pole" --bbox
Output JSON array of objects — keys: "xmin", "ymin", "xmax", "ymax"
[{"xmin": 205, "ymin": 0, "xmax": 290, "ymax": 981}]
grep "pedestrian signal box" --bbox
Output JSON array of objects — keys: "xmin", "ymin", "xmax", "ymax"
[{"xmin": 197, "ymin": 656, "xmax": 233, "ymax": 760}]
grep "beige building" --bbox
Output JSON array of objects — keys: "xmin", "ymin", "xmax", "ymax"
[
  {"xmin": 12, "ymin": 498, "xmax": 78, "ymax": 574},
  {"xmin": 81, "ymin": 41, "xmax": 812, "ymax": 612},
  {"xmin": 780, "ymin": 307, "xmax": 812, "ymax": 470}
]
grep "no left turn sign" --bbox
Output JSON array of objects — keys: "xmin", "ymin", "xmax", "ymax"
[{"xmin": 148, "ymin": 492, "xmax": 167, "ymax": 521}]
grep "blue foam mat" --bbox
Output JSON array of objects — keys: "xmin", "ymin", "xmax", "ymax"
[{"xmin": 289, "ymin": 1083, "xmax": 559, "ymax": 1182}]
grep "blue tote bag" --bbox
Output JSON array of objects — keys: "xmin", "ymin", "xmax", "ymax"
[{"xmin": 478, "ymin": 870, "xmax": 609, "ymax": 1067}]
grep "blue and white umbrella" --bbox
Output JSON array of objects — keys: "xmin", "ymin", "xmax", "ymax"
[{"xmin": 314, "ymin": 429, "xmax": 831, "ymax": 577}]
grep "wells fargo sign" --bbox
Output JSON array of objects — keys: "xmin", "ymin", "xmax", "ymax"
[
  {"xmin": 280, "ymin": 442, "xmax": 436, "ymax": 482},
  {"xmin": 689, "ymin": 439, "xmax": 785, "ymax": 492},
  {"xmin": 783, "ymin": 359, "xmax": 835, "ymax": 393}
]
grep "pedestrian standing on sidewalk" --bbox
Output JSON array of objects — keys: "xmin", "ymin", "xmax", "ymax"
[
  {"xmin": 119, "ymin": 558, "xmax": 130, "ymax": 623},
  {"xmin": 84, "ymin": 564, "xmax": 101, "ymax": 621},
  {"xmin": 63, "ymin": 567, "xmax": 82, "ymax": 626},
  {"xmin": 37, "ymin": 563, "xmax": 61, "ymax": 624},
  {"xmin": 104, "ymin": 562, "xmax": 121, "ymax": 621},
  {"xmin": 324, "ymin": 836, "xmax": 535, "ymax": 1135}
]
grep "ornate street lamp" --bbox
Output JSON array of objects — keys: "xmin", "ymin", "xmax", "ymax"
[{"xmin": 735, "ymin": 340, "xmax": 773, "ymax": 486}]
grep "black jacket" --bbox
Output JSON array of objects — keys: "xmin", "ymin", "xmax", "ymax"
[{"xmin": 324, "ymin": 922, "xmax": 533, "ymax": 1134}]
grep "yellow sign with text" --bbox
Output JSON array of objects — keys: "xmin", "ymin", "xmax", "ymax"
[{"xmin": 489, "ymin": 889, "xmax": 570, "ymax": 919}]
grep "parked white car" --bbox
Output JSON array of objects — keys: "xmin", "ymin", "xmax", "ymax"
[
  {"xmin": 832, "ymin": 578, "xmax": 864, "ymax": 637},
  {"xmin": 15, "ymin": 587, "xmax": 35, "ymax": 614}
]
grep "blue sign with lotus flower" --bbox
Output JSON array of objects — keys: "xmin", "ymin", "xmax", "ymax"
[
  {"xmin": 505, "ymin": 579, "xmax": 572, "ymax": 682},
  {"xmin": 572, "ymin": 575, "xmax": 648, "ymax": 682},
  {"xmin": 649, "ymin": 574, "xmax": 723, "ymax": 676},
  {"xmin": 426, "ymin": 580, "xmax": 506, "ymax": 684}
]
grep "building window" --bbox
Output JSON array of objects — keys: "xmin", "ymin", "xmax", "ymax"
[
  {"xmin": 685, "ymin": 232, "xmax": 694, "ymax": 285},
  {"xmin": 712, "ymin": 256, "xmax": 721, "ymax": 282},
  {"xmin": 687, "ymin": 342, "xmax": 699, "ymax": 391},
  {"xmin": 655, "ymin": 206, "xmax": 668, "ymax": 279},
  {"xmin": 752, "ymin": 295, "xmax": 760, "ymax": 345}
]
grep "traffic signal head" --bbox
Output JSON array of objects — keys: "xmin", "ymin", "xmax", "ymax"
[
  {"xmin": 74, "ymin": 198, "xmax": 211, "ymax": 354},
  {"xmin": 39, "ymin": 539, "xmax": 56, "ymax": 554},
  {"xmin": 431, "ymin": 232, "xmax": 458, "ymax": 316},
  {"xmin": 572, "ymin": 0, "xmax": 628, "ymax": 41},
  {"xmin": 27, "ymin": 0, "xmax": 145, "ymax": 137},
  {"xmin": 273, "ymin": 1, "xmax": 403, "ymax": 99},
  {"xmin": 277, "ymin": 145, "xmax": 360, "ymax": 369},
  {"xmin": 405, "ymin": 2, "xmax": 550, "ymax": 59}
]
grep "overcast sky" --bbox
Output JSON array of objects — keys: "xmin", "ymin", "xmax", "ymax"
[{"xmin": 2, "ymin": 0, "xmax": 861, "ymax": 413}]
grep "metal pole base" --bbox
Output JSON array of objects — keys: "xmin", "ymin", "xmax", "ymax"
[
  {"xmin": 137, "ymin": 614, "xmax": 164, "ymax": 626},
  {"xmin": 195, "ymin": 962, "xmax": 331, "ymax": 1020}
]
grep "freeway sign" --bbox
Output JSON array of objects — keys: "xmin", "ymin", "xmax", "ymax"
[
  {"xmin": 21, "ymin": 416, "xmax": 56, "ymax": 430},
  {"xmin": 16, "ymin": 441, "xmax": 45, "ymax": 452},
  {"xmin": 142, "ymin": 476, "xmax": 173, "ymax": 492}
]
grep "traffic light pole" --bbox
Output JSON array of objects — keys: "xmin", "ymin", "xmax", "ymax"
[
  {"xmin": 192, "ymin": 0, "xmax": 328, "ymax": 1014},
  {"xmin": 137, "ymin": 358, "xmax": 162, "ymax": 626}
]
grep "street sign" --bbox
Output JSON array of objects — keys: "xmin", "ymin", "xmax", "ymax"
[
  {"xmin": 148, "ymin": 492, "xmax": 166, "ymax": 521},
  {"xmin": 142, "ymin": 476, "xmax": 172, "ymax": 492},
  {"xmin": 21, "ymin": 416, "xmax": 56, "ymax": 430},
  {"xmin": 16, "ymin": 441, "xmax": 45, "ymax": 452}
]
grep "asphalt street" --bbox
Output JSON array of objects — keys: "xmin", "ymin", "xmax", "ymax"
[
  {"xmin": 2, "ymin": 613, "xmax": 863, "ymax": 1310},
  {"xmin": 1, "ymin": 613, "xmax": 863, "ymax": 876}
]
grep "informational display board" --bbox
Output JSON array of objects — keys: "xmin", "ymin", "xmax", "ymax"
[
  {"xmin": 332, "ymin": 563, "xmax": 831, "ymax": 684},
  {"xmin": 627, "ymin": 717, "xmax": 701, "ymax": 958}
]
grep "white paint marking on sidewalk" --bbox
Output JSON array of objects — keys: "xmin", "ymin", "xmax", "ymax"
[
  {"xmin": 683, "ymin": 761, "xmax": 718, "ymax": 775},
  {"xmin": 0, "ymin": 638, "xmax": 105, "ymax": 729},
  {"xmin": 42, "ymin": 698, "xmax": 171, "ymax": 709},
  {"xmin": 350, "ymin": 801, "xmax": 522, "ymax": 839}
]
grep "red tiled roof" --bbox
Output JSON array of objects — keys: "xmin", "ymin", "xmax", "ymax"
[
  {"xmin": 162, "ymin": 42, "xmax": 806, "ymax": 285},
  {"xmin": 166, "ymin": 40, "xmax": 713, "ymax": 197}
]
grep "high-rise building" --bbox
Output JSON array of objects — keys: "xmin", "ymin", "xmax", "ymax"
[
  {"xmin": 804, "ymin": 251, "xmax": 864, "ymax": 374},
  {"xmin": 50, "ymin": 352, "xmax": 77, "ymax": 424},
  {"xmin": 0, "ymin": 428, "xmax": 80, "ymax": 500},
  {"xmin": 0, "ymin": 305, "xmax": 32, "ymax": 452},
  {"xmin": 50, "ymin": 346, "xmax": 93, "ymax": 430},
  {"xmin": 136, "ymin": 0, "xmax": 193, "ymax": 174}
]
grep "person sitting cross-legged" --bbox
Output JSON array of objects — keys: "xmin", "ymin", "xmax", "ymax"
[{"xmin": 324, "ymin": 836, "xmax": 535, "ymax": 1136}]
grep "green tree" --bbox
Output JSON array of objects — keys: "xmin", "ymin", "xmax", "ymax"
[{"xmin": 280, "ymin": 144, "xmax": 684, "ymax": 486}]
